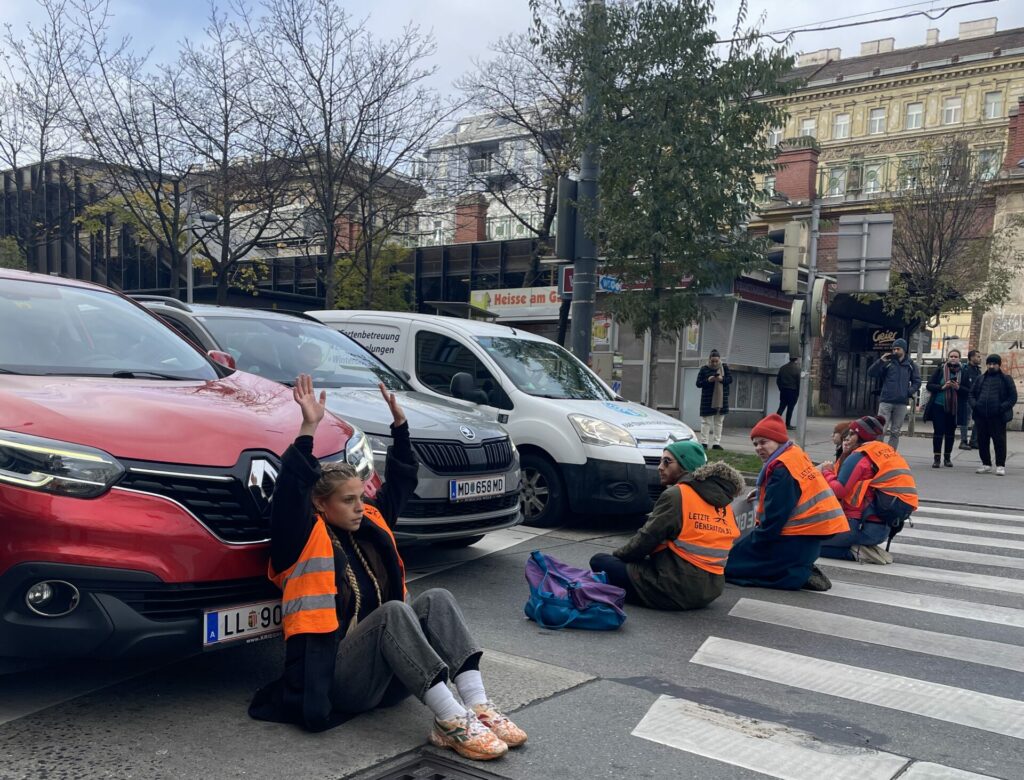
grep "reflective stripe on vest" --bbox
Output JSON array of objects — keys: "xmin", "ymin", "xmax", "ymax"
[
  {"xmin": 654, "ymin": 484, "xmax": 741, "ymax": 575},
  {"xmin": 847, "ymin": 441, "xmax": 919, "ymax": 511},
  {"xmin": 269, "ymin": 518, "xmax": 339, "ymax": 640},
  {"xmin": 362, "ymin": 504, "xmax": 408, "ymax": 600},
  {"xmin": 755, "ymin": 446, "xmax": 848, "ymax": 536}
]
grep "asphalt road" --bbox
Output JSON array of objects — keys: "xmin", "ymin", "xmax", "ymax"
[{"xmin": 2, "ymin": 498, "xmax": 1023, "ymax": 780}]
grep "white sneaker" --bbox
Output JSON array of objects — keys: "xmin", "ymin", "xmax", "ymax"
[
  {"xmin": 857, "ymin": 544, "xmax": 890, "ymax": 565},
  {"xmin": 976, "ymin": 466, "xmax": 992, "ymax": 474},
  {"xmin": 996, "ymin": 466, "xmax": 1006, "ymax": 476}
]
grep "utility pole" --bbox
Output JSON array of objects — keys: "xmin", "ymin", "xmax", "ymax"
[
  {"xmin": 796, "ymin": 200, "xmax": 820, "ymax": 448},
  {"xmin": 569, "ymin": 0, "xmax": 603, "ymax": 363}
]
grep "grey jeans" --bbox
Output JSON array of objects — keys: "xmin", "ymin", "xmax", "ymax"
[
  {"xmin": 877, "ymin": 401, "xmax": 909, "ymax": 450},
  {"xmin": 331, "ymin": 588, "xmax": 481, "ymax": 715}
]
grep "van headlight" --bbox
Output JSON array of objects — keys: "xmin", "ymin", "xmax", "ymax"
[
  {"xmin": 568, "ymin": 415, "xmax": 636, "ymax": 447},
  {"xmin": 343, "ymin": 429, "xmax": 375, "ymax": 480},
  {"xmin": 0, "ymin": 430, "xmax": 125, "ymax": 498}
]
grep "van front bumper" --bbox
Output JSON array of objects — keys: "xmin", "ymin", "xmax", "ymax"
[{"xmin": 562, "ymin": 458, "xmax": 657, "ymax": 516}]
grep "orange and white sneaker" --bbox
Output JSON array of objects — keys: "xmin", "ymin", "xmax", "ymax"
[
  {"xmin": 472, "ymin": 701, "xmax": 528, "ymax": 747},
  {"xmin": 429, "ymin": 711, "xmax": 508, "ymax": 761}
]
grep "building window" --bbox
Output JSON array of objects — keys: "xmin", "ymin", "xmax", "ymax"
[
  {"xmin": 763, "ymin": 175, "xmax": 776, "ymax": 195},
  {"xmin": 943, "ymin": 97, "xmax": 962, "ymax": 125},
  {"xmin": 868, "ymin": 108, "xmax": 886, "ymax": 135},
  {"xmin": 731, "ymin": 373, "xmax": 766, "ymax": 411},
  {"xmin": 863, "ymin": 162, "xmax": 884, "ymax": 194},
  {"xmin": 905, "ymin": 102, "xmax": 923, "ymax": 130},
  {"xmin": 800, "ymin": 118, "xmax": 816, "ymax": 138},
  {"xmin": 899, "ymin": 157, "xmax": 920, "ymax": 191},
  {"xmin": 977, "ymin": 148, "xmax": 1000, "ymax": 181},
  {"xmin": 984, "ymin": 91, "xmax": 1003, "ymax": 120},
  {"xmin": 487, "ymin": 216, "xmax": 510, "ymax": 240},
  {"xmin": 827, "ymin": 167, "xmax": 847, "ymax": 196},
  {"xmin": 767, "ymin": 127, "xmax": 783, "ymax": 147},
  {"xmin": 833, "ymin": 113, "xmax": 850, "ymax": 140},
  {"xmin": 431, "ymin": 220, "xmax": 444, "ymax": 245}
]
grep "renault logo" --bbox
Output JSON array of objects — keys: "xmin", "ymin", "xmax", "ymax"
[
  {"xmin": 247, "ymin": 458, "xmax": 279, "ymax": 509},
  {"xmin": 459, "ymin": 426, "xmax": 476, "ymax": 441}
]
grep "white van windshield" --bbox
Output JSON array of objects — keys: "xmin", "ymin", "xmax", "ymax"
[{"xmin": 476, "ymin": 336, "xmax": 613, "ymax": 400}]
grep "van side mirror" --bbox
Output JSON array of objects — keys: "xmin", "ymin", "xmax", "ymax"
[
  {"xmin": 451, "ymin": 372, "xmax": 489, "ymax": 405},
  {"xmin": 397, "ymin": 369, "xmax": 412, "ymax": 381}
]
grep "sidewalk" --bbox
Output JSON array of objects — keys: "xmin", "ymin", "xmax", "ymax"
[{"xmin": 716, "ymin": 416, "xmax": 1024, "ymax": 508}]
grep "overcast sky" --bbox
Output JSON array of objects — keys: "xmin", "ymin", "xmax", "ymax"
[{"xmin": 2, "ymin": 0, "xmax": 1022, "ymax": 94}]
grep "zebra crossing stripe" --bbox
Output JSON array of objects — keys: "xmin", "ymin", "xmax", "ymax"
[
  {"xmin": 918, "ymin": 505, "xmax": 1024, "ymax": 523},
  {"xmin": 902, "ymin": 529, "xmax": 1024, "ymax": 552},
  {"xmin": 889, "ymin": 543, "xmax": 1024, "ymax": 570},
  {"xmin": 690, "ymin": 637, "xmax": 1024, "ymax": 740},
  {"xmin": 910, "ymin": 518, "xmax": 1024, "ymax": 537},
  {"xmin": 898, "ymin": 762, "xmax": 1000, "ymax": 780},
  {"xmin": 819, "ymin": 581, "xmax": 1024, "ymax": 629},
  {"xmin": 631, "ymin": 694, "xmax": 909, "ymax": 780},
  {"xmin": 729, "ymin": 599, "xmax": 1024, "ymax": 673},
  {"xmin": 820, "ymin": 559, "xmax": 1024, "ymax": 596}
]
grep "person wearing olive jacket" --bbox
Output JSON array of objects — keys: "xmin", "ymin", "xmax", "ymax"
[{"xmin": 971, "ymin": 354, "xmax": 1017, "ymax": 476}]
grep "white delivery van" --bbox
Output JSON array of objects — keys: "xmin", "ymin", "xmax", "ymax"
[{"xmin": 307, "ymin": 310, "xmax": 696, "ymax": 526}]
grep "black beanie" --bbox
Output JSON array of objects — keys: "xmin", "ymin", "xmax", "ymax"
[{"xmin": 986, "ymin": 354, "xmax": 1002, "ymax": 366}]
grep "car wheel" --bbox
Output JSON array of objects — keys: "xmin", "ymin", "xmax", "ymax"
[
  {"xmin": 520, "ymin": 453, "xmax": 565, "ymax": 528},
  {"xmin": 434, "ymin": 535, "xmax": 485, "ymax": 548}
]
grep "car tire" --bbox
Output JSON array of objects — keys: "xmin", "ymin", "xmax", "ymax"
[
  {"xmin": 435, "ymin": 535, "xmax": 485, "ymax": 548},
  {"xmin": 520, "ymin": 453, "xmax": 565, "ymax": 528}
]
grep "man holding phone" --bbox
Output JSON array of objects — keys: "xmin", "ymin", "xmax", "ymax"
[{"xmin": 867, "ymin": 338, "xmax": 921, "ymax": 450}]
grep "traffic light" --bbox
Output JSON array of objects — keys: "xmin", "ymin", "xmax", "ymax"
[{"xmin": 766, "ymin": 221, "xmax": 807, "ymax": 295}]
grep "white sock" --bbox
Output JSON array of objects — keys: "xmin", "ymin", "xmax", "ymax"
[
  {"xmin": 423, "ymin": 681, "xmax": 466, "ymax": 722},
  {"xmin": 454, "ymin": 670, "xmax": 488, "ymax": 709}
]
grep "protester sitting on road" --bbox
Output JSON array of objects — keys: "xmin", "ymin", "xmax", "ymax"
[
  {"xmin": 589, "ymin": 439, "xmax": 744, "ymax": 610},
  {"xmin": 249, "ymin": 375, "xmax": 523, "ymax": 761},
  {"xmin": 724, "ymin": 414, "xmax": 848, "ymax": 591},
  {"xmin": 818, "ymin": 415, "xmax": 906, "ymax": 565}
]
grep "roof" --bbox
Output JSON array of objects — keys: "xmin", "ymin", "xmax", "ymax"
[
  {"xmin": 787, "ymin": 26, "xmax": 1024, "ymax": 89},
  {"xmin": 138, "ymin": 299, "xmax": 320, "ymax": 323},
  {"xmin": 0, "ymin": 268, "xmax": 118, "ymax": 293},
  {"xmin": 307, "ymin": 309, "xmax": 552, "ymax": 342}
]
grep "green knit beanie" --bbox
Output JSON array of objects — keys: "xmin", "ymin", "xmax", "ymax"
[{"xmin": 664, "ymin": 439, "xmax": 708, "ymax": 473}]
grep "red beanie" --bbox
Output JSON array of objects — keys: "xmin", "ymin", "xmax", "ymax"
[{"xmin": 750, "ymin": 413, "xmax": 789, "ymax": 443}]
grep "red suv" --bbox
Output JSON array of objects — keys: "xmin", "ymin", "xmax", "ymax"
[{"xmin": 0, "ymin": 270, "xmax": 375, "ymax": 659}]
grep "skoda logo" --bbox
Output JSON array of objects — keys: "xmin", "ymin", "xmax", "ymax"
[
  {"xmin": 247, "ymin": 458, "xmax": 279, "ymax": 509},
  {"xmin": 459, "ymin": 426, "xmax": 476, "ymax": 441}
]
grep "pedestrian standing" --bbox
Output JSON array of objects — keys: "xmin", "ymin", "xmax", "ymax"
[
  {"xmin": 971, "ymin": 354, "xmax": 1017, "ymax": 476},
  {"xmin": 960, "ymin": 349, "xmax": 982, "ymax": 449},
  {"xmin": 926, "ymin": 349, "xmax": 965, "ymax": 468},
  {"xmin": 867, "ymin": 338, "xmax": 921, "ymax": 450},
  {"xmin": 589, "ymin": 439, "xmax": 744, "ymax": 610},
  {"xmin": 776, "ymin": 356, "xmax": 801, "ymax": 429},
  {"xmin": 696, "ymin": 349, "xmax": 731, "ymax": 450},
  {"xmin": 249, "ymin": 375, "xmax": 524, "ymax": 760}
]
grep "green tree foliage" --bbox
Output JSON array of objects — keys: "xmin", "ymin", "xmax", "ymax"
[
  {"xmin": 334, "ymin": 242, "xmax": 413, "ymax": 312},
  {"xmin": 0, "ymin": 237, "xmax": 27, "ymax": 270},
  {"xmin": 534, "ymin": 0, "xmax": 796, "ymax": 399}
]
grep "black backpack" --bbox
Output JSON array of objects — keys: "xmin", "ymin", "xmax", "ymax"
[{"xmin": 872, "ymin": 491, "xmax": 915, "ymax": 551}]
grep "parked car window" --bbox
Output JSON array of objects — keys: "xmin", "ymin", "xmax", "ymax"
[
  {"xmin": 198, "ymin": 314, "xmax": 407, "ymax": 390},
  {"xmin": 158, "ymin": 313, "xmax": 208, "ymax": 349},
  {"xmin": 415, "ymin": 330, "xmax": 510, "ymax": 408},
  {"xmin": 0, "ymin": 278, "xmax": 216, "ymax": 380},
  {"xmin": 476, "ymin": 336, "xmax": 612, "ymax": 400}
]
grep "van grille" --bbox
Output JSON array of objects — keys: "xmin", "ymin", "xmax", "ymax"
[
  {"xmin": 413, "ymin": 438, "xmax": 514, "ymax": 475},
  {"xmin": 401, "ymin": 492, "xmax": 520, "ymax": 519},
  {"xmin": 99, "ymin": 577, "xmax": 279, "ymax": 621}
]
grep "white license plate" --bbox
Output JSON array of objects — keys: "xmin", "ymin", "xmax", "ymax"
[
  {"xmin": 449, "ymin": 475, "xmax": 505, "ymax": 502},
  {"xmin": 203, "ymin": 599, "xmax": 282, "ymax": 648}
]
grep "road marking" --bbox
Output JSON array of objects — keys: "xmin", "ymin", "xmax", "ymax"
[
  {"xmin": 917, "ymin": 505, "xmax": 1024, "ymax": 523},
  {"xmin": 890, "ymin": 542, "xmax": 1024, "ymax": 570},
  {"xmin": 911, "ymin": 518, "xmax": 1024, "ymax": 537},
  {"xmin": 898, "ymin": 763, "xmax": 998, "ymax": 779},
  {"xmin": 902, "ymin": 529, "xmax": 1024, "ymax": 552},
  {"xmin": 631, "ymin": 694, "xmax": 909, "ymax": 780},
  {"xmin": 404, "ymin": 526, "xmax": 553, "ymax": 582},
  {"xmin": 819, "ymin": 581, "xmax": 1024, "ymax": 629},
  {"xmin": 819, "ymin": 559, "xmax": 1024, "ymax": 596},
  {"xmin": 729, "ymin": 599, "xmax": 1024, "ymax": 673},
  {"xmin": 691, "ymin": 637, "xmax": 1024, "ymax": 740}
]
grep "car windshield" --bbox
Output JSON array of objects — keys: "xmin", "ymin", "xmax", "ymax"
[
  {"xmin": 0, "ymin": 277, "xmax": 217, "ymax": 380},
  {"xmin": 199, "ymin": 314, "xmax": 408, "ymax": 390},
  {"xmin": 476, "ymin": 336, "xmax": 613, "ymax": 400}
]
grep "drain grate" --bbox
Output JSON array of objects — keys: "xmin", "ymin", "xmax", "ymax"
[{"xmin": 359, "ymin": 753, "xmax": 514, "ymax": 780}]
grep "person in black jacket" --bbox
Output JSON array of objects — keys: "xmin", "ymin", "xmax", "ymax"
[
  {"xmin": 960, "ymin": 350, "xmax": 983, "ymax": 449},
  {"xmin": 249, "ymin": 375, "xmax": 523, "ymax": 760},
  {"xmin": 696, "ymin": 350, "xmax": 732, "ymax": 450},
  {"xmin": 775, "ymin": 356, "xmax": 801, "ymax": 429},
  {"xmin": 926, "ymin": 349, "xmax": 966, "ymax": 468},
  {"xmin": 970, "ymin": 354, "xmax": 1017, "ymax": 476}
]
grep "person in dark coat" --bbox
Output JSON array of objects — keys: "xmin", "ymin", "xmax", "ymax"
[
  {"xmin": 970, "ymin": 354, "xmax": 1017, "ymax": 476},
  {"xmin": 589, "ymin": 439, "xmax": 745, "ymax": 610},
  {"xmin": 249, "ymin": 375, "xmax": 521, "ymax": 760},
  {"xmin": 867, "ymin": 338, "xmax": 921, "ymax": 450},
  {"xmin": 696, "ymin": 349, "xmax": 732, "ymax": 450},
  {"xmin": 775, "ymin": 356, "xmax": 801, "ymax": 429},
  {"xmin": 724, "ymin": 414, "xmax": 847, "ymax": 592},
  {"xmin": 960, "ymin": 350, "xmax": 982, "ymax": 449},
  {"xmin": 925, "ymin": 349, "xmax": 967, "ymax": 468}
]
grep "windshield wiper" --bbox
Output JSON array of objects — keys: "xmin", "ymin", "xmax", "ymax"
[{"xmin": 111, "ymin": 370, "xmax": 189, "ymax": 380}]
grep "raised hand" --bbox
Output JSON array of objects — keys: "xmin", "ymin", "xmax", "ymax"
[
  {"xmin": 294, "ymin": 374, "xmax": 327, "ymax": 436},
  {"xmin": 378, "ymin": 382, "xmax": 407, "ymax": 427}
]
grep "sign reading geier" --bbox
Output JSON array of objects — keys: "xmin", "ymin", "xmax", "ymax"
[{"xmin": 872, "ymin": 328, "xmax": 898, "ymax": 351}]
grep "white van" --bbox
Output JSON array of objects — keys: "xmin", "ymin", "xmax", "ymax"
[{"xmin": 307, "ymin": 310, "xmax": 696, "ymax": 526}]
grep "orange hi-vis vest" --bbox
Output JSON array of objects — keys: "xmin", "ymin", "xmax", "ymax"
[
  {"xmin": 756, "ymin": 446, "xmax": 848, "ymax": 536},
  {"xmin": 654, "ymin": 484, "xmax": 740, "ymax": 575},
  {"xmin": 269, "ymin": 506, "xmax": 407, "ymax": 641},
  {"xmin": 847, "ymin": 440, "xmax": 919, "ymax": 512}
]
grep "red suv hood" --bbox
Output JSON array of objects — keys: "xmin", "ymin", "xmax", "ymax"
[{"xmin": 0, "ymin": 371, "xmax": 352, "ymax": 465}]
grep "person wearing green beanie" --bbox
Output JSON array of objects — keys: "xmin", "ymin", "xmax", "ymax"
[{"xmin": 588, "ymin": 439, "xmax": 746, "ymax": 610}]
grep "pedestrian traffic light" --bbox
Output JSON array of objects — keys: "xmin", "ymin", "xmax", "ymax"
[{"xmin": 766, "ymin": 221, "xmax": 807, "ymax": 295}]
